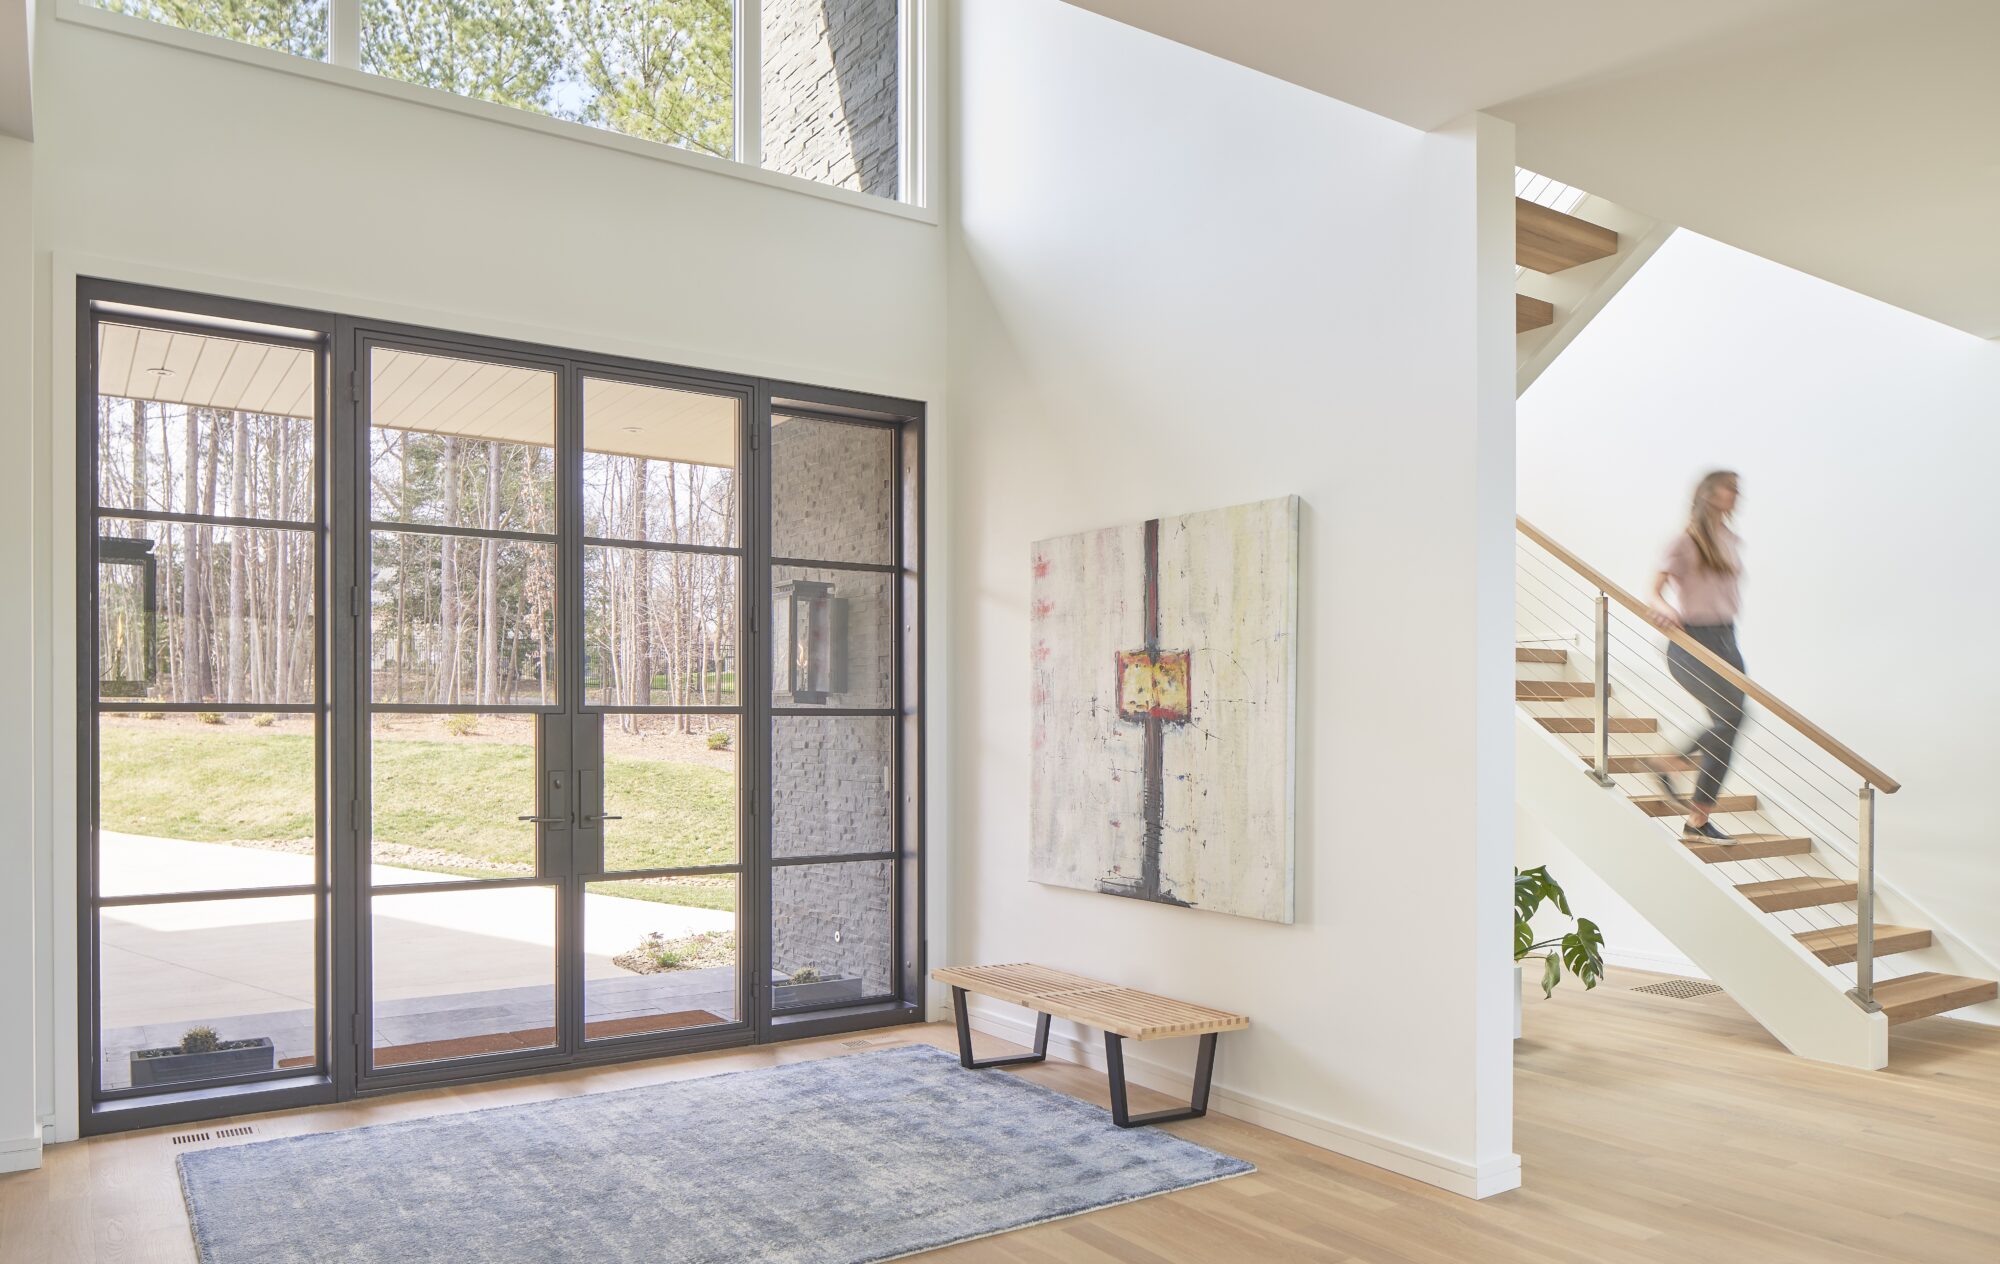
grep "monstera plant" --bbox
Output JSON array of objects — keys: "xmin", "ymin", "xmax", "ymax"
[{"xmin": 1515, "ymin": 866, "xmax": 1605, "ymax": 998}]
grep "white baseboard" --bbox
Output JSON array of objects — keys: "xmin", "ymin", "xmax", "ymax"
[
  {"xmin": 0, "ymin": 1132, "xmax": 42, "ymax": 1174},
  {"xmin": 963, "ymin": 1001, "xmax": 1521, "ymax": 1200}
]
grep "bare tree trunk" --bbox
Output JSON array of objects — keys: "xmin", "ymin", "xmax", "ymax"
[
  {"xmin": 437, "ymin": 437, "xmax": 462, "ymax": 703},
  {"xmin": 479, "ymin": 441, "xmax": 501, "ymax": 705},
  {"xmin": 226, "ymin": 411, "xmax": 248, "ymax": 702},
  {"xmin": 180, "ymin": 409, "xmax": 210, "ymax": 702},
  {"xmin": 273, "ymin": 422, "xmax": 290, "ymax": 702},
  {"xmin": 631, "ymin": 458, "xmax": 651, "ymax": 715},
  {"xmin": 393, "ymin": 432, "xmax": 408, "ymax": 702}
]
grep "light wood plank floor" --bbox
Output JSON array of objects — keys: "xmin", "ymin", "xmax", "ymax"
[{"xmin": 3, "ymin": 967, "xmax": 1998, "ymax": 1263}]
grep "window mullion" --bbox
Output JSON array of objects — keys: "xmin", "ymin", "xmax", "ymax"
[
  {"xmin": 736, "ymin": 0, "xmax": 763, "ymax": 169},
  {"xmin": 330, "ymin": 0, "xmax": 361, "ymax": 70}
]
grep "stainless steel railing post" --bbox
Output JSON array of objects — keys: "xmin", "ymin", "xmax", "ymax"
[
  {"xmin": 1848, "ymin": 783, "xmax": 1880, "ymax": 1012},
  {"xmin": 1592, "ymin": 591, "xmax": 1614, "ymax": 787}
]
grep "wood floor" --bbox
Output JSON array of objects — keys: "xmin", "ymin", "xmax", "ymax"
[{"xmin": 4, "ymin": 967, "xmax": 1998, "ymax": 1263}]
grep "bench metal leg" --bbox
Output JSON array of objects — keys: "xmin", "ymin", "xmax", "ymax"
[
  {"xmin": 952, "ymin": 986, "xmax": 1051, "ymax": 1069},
  {"xmin": 1105, "ymin": 1031, "xmax": 1218, "ymax": 1128}
]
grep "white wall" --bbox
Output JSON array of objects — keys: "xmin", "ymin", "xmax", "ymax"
[
  {"xmin": 15, "ymin": 7, "xmax": 948, "ymax": 1145},
  {"xmin": 0, "ymin": 133, "xmax": 42, "ymax": 1175},
  {"xmin": 947, "ymin": 0, "xmax": 1519, "ymax": 1198},
  {"xmin": 1520, "ymin": 229, "xmax": 2000, "ymax": 973}
]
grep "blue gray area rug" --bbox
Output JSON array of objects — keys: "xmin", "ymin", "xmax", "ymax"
[{"xmin": 178, "ymin": 1043, "xmax": 1253, "ymax": 1263}]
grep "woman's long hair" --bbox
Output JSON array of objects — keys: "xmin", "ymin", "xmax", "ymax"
[{"xmin": 1687, "ymin": 470, "xmax": 1739, "ymax": 574}]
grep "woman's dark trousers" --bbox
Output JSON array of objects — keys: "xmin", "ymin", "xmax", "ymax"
[{"xmin": 1667, "ymin": 624, "xmax": 1745, "ymax": 808}]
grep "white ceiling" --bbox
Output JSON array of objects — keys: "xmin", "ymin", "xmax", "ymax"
[{"xmin": 1061, "ymin": 0, "xmax": 2000, "ymax": 338}]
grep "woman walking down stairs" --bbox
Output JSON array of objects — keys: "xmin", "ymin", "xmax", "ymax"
[{"xmin": 1513, "ymin": 517, "xmax": 1996, "ymax": 1065}]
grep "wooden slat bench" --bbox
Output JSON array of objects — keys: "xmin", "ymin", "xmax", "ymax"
[{"xmin": 931, "ymin": 962, "xmax": 1249, "ymax": 1128}]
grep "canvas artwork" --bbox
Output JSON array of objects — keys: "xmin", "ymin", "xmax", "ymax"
[{"xmin": 1029, "ymin": 496, "xmax": 1299, "ymax": 924}]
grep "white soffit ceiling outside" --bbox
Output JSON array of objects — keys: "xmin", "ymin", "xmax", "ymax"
[
  {"xmin": 98, "ymin": 323, "xmax": 316, "ymax": 419},
  {"xmin": 1061, "ymin": 0, "xmax": 2000, "ymax": 338},
  {"xmin": 370, "ymin": 350, "xmax": 738, "ymax": 467},
  {"xmin": 98, "ymin": 331, "xmax": 739, "ymax": 467}
]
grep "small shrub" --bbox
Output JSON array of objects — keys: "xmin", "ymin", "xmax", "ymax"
[
  {"xmin": 141, "ymin": 711, "xmax": 166, "ymax": 721},
  {"xmin": 788, "ymin": 966, "xmax": 820, "ymax": 985},
  {"xmin": 179, "ymin": 1026, "xmax": 221, "ymax": 1054},
  {"xmin": 197, "ymin": 712, "xmax": 224, "ymax": 726},
  {"xmin": 443, "ymin": 714, "xmax": 478, "ymax": 738},
  {"xmin": 250, "ymin": 714, "xmax": 275, "ymax": 728},
  {"xmin": 706, "ymin": 729, "xmax": 732, "ymax": 751}
]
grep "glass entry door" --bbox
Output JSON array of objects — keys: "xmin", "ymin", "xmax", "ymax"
[
  {"xmin": 354, "ymin": 338, "xmax": 751, "ymax": 1085},
  {"xmin": 79, "ymin": 281, "xmax": 920, "ymax": 1132}
]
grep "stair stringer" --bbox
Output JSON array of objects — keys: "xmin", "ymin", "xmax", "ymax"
[{"xmin": 1517, "ymin": 710, "xmax": 1888, "ymax": 1069}]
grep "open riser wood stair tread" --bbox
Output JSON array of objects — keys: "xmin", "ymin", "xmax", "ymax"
[
  {"xmin": 1795, "ymin": 925, "xmax": 1932, "ymax": 966},
  {"xmin": 1516, "ymin": 198, "xmax": 1619, "ymax": 273},
  {"xmin": 1681, "ymin": 834, "xmax": 1813, "ymax": 863},
  {"xmin": 1736, "ymin": 876, "xmax": 1858, "ymax": 913},
  {"xmin": 1516, "ymin": 679, "xmax": 1605, "ymax": 700},
  {"xmin": 1515, "ymin": 646, "xmax": 1569, "ymax": 664},
  {"xmin": 1537, "ymin": 715, "xmax": 1658, "ymax": 734},
  {"xmin": 1872, "ymin": 972, "xmax": 2000, "ymax": 1024},
  {"xmin": 1631, "ymin": 792, "xmax": 1758, "ymax": 817},
  {"xmin": 1516, "ymin": 293, "xmax": 1555, "ymax": 332},
  {"xmin": 1585, "ymin": 753, "xmax": 1697, "ymax": 774}
]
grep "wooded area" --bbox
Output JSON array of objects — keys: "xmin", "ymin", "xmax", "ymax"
[
  {"xmin": 97, "ymin": 399, "xmax": 317, "ymax": 706},
  {"xmin": 585, "ymin": 454, "xmax": 739, "ymax": 730},
  {"xmin": 107, "ymin": 0, "xmax": 737, "ymax": 156}
]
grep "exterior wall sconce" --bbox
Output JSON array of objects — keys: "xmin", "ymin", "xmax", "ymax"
[
  {"xmin": 98, "ymin": 535, "xmax": 159, "ymax": 698},
  {"xmin": 775, "ymin": 578, "xmax": 848, "ymax": 704}
]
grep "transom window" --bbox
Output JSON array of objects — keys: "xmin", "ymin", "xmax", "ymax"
[{"xmin": 90, "ymin": 0, "xmax": 914, "ymax": 202}]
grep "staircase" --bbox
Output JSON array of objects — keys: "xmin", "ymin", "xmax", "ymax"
[
  {"xmin": 1514, "ymin": 519, "xmax": 1998, "ymax": 1067},
  {"xmin": 1512, "ymin": 170, "xmax": 1672, "ymax": 395}
]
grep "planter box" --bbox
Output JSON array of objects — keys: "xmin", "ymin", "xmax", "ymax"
[
  {"xmin": 129, "ymin": 1038, "xmax": 276, "ymax": 1088},
  {"xmin": 772, "ymin": 974, "xmax": 868, "ymax": 1009}
]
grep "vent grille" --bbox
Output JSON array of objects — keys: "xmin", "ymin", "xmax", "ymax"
[
  {"xmin": 214, "ymin": 1126, "xmax": 255, "ymax": 1140},
  {"xmin": 1633, "ymin": 979, "xmax": 1723, "ymax": 999},
  {"xmin": 170, "ymin": 1131, "xmax": 212, "ymax": 1146}
]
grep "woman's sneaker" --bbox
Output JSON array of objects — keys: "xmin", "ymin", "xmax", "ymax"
[{"xmin": 1683, "ymin": 821, "xmax": 1734, "ymax": 843}]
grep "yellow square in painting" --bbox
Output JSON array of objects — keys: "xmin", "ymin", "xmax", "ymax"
[{"xmin": 1116, "ymin": 650, "xmax": 1191, "ymax": 722}]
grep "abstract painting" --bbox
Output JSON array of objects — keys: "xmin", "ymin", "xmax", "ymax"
[{"xmin": 1029, "ymin": 496, "xmax": 1298, "ymax": 923}]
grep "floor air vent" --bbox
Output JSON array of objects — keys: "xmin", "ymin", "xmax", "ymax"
[
  {"xmin": 214, "ymin": 1126, "xmax": 255, "ymax": 1140},
  {"xmin": 170, "ymin": 1131, "xmax": 212, "ymax": 1146},
  {"xmin": 1633, "ymin": 979, "xmax": 1723, "ymax": 999}
]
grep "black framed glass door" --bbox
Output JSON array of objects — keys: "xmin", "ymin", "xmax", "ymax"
[
  {"xmin": 78, "ymin": 293, "xmax": 333, "ymax": 1108},
  {"xmin": 79, "ymin": 280, "xmax": 923, "ymax": 1132}
]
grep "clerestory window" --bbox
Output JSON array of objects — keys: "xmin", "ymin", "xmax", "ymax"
[{"xmin": 89, "ymin": 1, "xmax": 915, "ymax": 203}]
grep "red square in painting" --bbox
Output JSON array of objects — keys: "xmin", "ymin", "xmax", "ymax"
[{"xmin": 1116, "ymin": 650, "xmax": 1191, "ymax": 722}]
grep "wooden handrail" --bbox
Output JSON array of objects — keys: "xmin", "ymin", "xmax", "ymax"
[{"xmin": 1517, "ymin": 516, "xmax": 1900, "ymax": 794}]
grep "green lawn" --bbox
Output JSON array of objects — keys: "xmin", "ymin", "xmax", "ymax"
[{"xmin": 98, "ymin": 725, "xmax": 736, "ymax": 910}]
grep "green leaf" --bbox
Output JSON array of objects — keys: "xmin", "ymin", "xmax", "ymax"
[
  {"xmin": 1540, "ymin": 952, "xmax": 1562, "ymax": 999},
  {"xmin": 1539, "ymin": 868, "xmax": 1571, "ymax": 917},
  {"xmin": 1562, "ymin": 918, "xmax": 1606, "ymax": 991},
  {"xmin": 1515, "ymin": 918, "xmax": 1534, "ymax": 959}
]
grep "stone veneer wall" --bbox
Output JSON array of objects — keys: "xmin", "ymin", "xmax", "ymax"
[
  {"xmin": 769, "ymin": 417, "xmax": 899, "ymax": 993},
  {"xmin": 761, "ymin": 0, "xmax": 900, "ymax": 199}
]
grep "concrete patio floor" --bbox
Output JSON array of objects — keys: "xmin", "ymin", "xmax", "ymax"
[{"xmin": 99, "ymin": 834, "xmax": 736, "ymax": 1088}]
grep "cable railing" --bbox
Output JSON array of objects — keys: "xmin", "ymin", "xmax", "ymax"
[{"xmin": 1515, "ymin": 517, "xmax": 1901, "ymax": 1012}]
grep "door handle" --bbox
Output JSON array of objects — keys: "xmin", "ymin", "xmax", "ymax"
[
  {"xmin": 518, "ymin": 814, "xmax": 569, "ymax": 825},
  {"xmin": 582, "ymin": 813, "xmax": 623, "ymax": 825}
]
